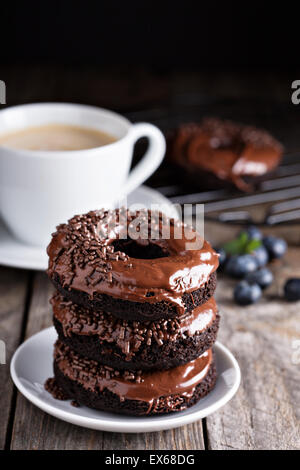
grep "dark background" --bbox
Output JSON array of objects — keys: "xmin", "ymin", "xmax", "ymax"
[
  {"xmin": 0, "ymin": 2, "xmax": 299, "ymax": 69},
  {"xmin": 0, "ymin": 2, "xmax": 299, "ymax": 153}
]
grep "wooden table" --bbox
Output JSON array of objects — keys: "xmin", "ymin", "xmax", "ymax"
[
  {"xmin": 1, "ymin": 66, "xmax": 300, "ymax": 450},
  {"xmin": 1, "ymin": 248, "xmax": 300, "ymax": 450}
]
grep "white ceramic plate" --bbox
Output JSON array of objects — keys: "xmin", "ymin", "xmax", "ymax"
[
  {"xmin": 0, "ymin": 185, "xmax": 178, "ymax": 271},
  {"xmin": 10, "ymin": 327, "xmax": 241, "ymax": 433}
]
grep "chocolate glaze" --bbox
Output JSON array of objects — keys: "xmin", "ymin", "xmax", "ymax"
[
  {"xmin": 169, "ymin": 118, "xmax": 283, "ymax": 191},
  {"xmin": 47, "ymin": 209, "xmax": 219, "ymax": 314},
  {"xmin": 52, "ymin": 293, "xmax": 217, "ymax": 358},
  {"xmin": 54, "ymin": 340, "xmax": 213, "ymax": 404}
]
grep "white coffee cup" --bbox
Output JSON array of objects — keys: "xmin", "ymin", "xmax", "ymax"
[{"xmin": 0, "ymin": 103, "xmax": 166, "ymax": 247}]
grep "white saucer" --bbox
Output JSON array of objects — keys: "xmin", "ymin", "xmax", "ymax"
[
  {"xmin": 10, "ymin": 327, "xmax": 241, "ymax": 433},
  {"xmin": 0, "ymin": 185, "xmax": 178, "ymax": 271}
]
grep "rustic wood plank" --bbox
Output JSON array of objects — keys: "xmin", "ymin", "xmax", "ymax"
[
  {"xmin": 0, "ymin": 266, "xmax": 29, "ymax": 449},
  {"xmin": 206, "ymin": 248, "xmax": 300, "ymax": 450},
  {"xmin": 11, "ymin": 402, "xmax": 106, "ymax": 450},
  {"xmin": 100, "ymin": 423, "xmax": 204, "ymax": 450},
  {"xmin": 10, "ymin": 272, "xmax": 205, "ymax": 450},
  {"xmin": 11, "ymin": 414, "xmax": 205, "ymax": 450}
]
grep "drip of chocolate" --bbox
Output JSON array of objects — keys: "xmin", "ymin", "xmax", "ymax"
[{"xmin": 53, "ymin": 340, "xmax": 213, "ymax": 405}]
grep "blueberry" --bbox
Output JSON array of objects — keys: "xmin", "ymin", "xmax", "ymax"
[
  {"xmin": 241, "ymin": 225, "xmax": 262, "ymax": 241},
  {"xmin": 263, "ymin": 236, "xmax": 287, "ymax": 260},
  {"xmin": 225, "ymin": 254, "xmax": 258, "ymax": 278},
  {"xmin": 251, "ymin": 245, "xmax": 269, "ymax": 268},
  {"xmin": 284, "ymin": 278, "xmax": 300, "ymax": 301},
  {"xmin": 234, "ymin": 281, "xmax": 262, "ymax": 305},
  {"xmin": 246, "ymin": 268, "xmax": 274, "ymax": 289},
  {"xmin": 215, "ymin": 247, "xmax": 227, "ymax": 269}
]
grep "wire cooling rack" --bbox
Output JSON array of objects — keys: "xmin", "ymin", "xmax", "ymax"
[{"xmin": 153, "ymin": 152, "xmax": 300, "ymax": 226}]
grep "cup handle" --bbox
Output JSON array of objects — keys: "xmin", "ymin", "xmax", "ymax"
[{"xmin": 121, "ymin": 122, "xmax": 166, "ymax": 196}]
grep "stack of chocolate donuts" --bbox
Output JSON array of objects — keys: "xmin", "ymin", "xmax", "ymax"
[{"xmin": 45, "ymin": 208, "xmax": 220, "ymax": 416}]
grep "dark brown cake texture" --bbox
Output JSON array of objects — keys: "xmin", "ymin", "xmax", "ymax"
[
  {"xmin": 52, "ymin": 292, "xmax": 220, "ymax": 370},
  {"xmin": 168, "ymin": 118, "xmax": 283, "ymax": 192},
  {"xmin": 52, "ymin": 340, "xmax": 217, "ymax": 416},
  {"xmin": 45, "ymin": 208, "xmax": 220, "ymax": 416}
]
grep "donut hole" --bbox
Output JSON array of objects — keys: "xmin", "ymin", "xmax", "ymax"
[{"xmin": 112, "ymin": 239, "xmax": 169, "ymax": 260}]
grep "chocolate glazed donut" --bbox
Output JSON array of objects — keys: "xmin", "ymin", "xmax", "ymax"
[
  {"xmin": 47, "ymin": 209, "xmax": 219, "ymax": 321},
  {"xmin": 49, "ymin": 340, "xmax": 217, "ymax": 416},
  {"xmin": 168, "ymin": 118, "xmax": 283, "ymax": 192},
  {"xmin": 52, "ymin": 292, "xmax": 220, "ymax": 370}
]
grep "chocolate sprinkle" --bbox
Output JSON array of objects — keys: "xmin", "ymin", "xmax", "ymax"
[
  {"xmin": 44, "ymin": 377, "xmax": 69, "ymax": 400},
  {"xmin": 48, "ymin": 208, "xmax": 178, "ymax": 288},
  {"xmin": 54, "ymin": 340, "xmax": 144, "ymax": 384},
  {"xmin": 52, "ymin": 292, "xmax": 216, "ymax": 359}
]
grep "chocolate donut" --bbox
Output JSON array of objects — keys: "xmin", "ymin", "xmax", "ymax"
[
  {"xmin": 47, "ymin": 209, "xmax": 219, "ymax": 321},
  {"xmin": 48, "ymin": 340, "xmax": 216, "ymax": 416},
  {"xmin": 45, "ymin": 208, "xmax": 220, "ymax": 415},
  {"xmin": 168, "ymin": 118, "xmax": 283, "ymax": 192},
  {"xmin": 52, "ymin": 292, "xmax": 220, "ymax": 370}
]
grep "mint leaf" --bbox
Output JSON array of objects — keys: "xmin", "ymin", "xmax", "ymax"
[
  {"xmin": 223, "ymin": 232, "xmax": 262, "ymax": 256},
  {"xmin": 223, "ymin": 232, "xmax": 249, "ymax": 255},
  {"xmin": 245, "ymin": 239, "xmax": 262, "ymax": 254}
]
